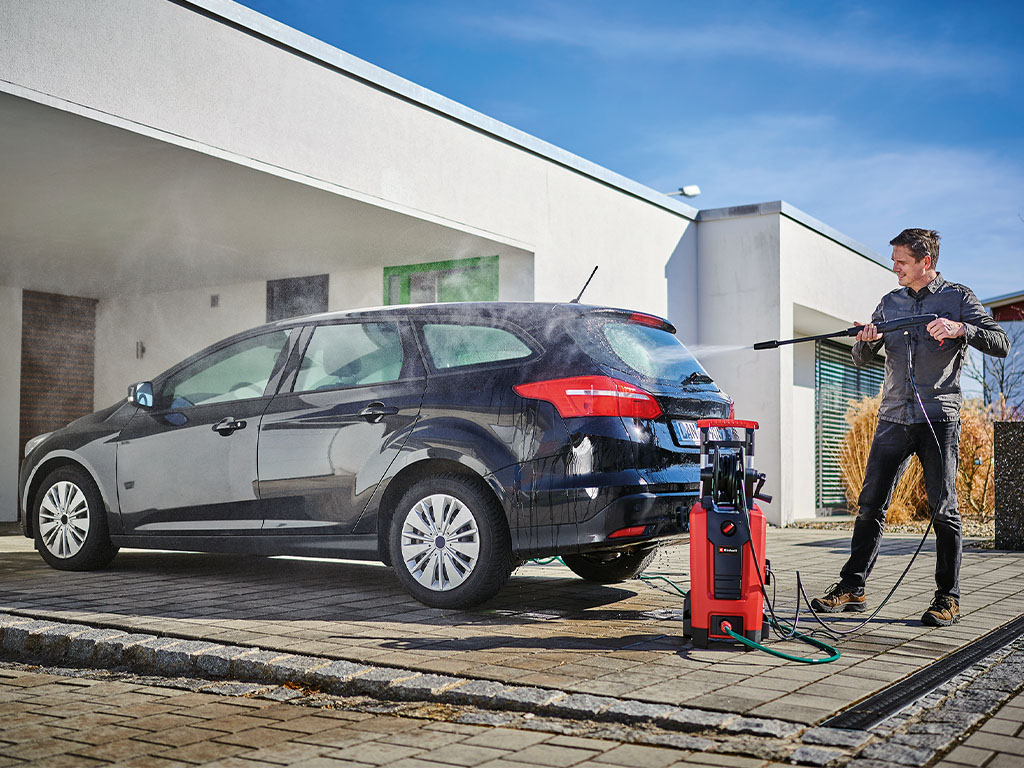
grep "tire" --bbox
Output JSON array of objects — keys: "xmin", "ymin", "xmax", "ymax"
[
  {"xmin": 561, "ymin": 546, "xmax": 658, "ymax": 583},
  {"xmin": 389, "ymin": 473, "xmax": 511, "ymax": 608},
  {"xmin": 33, "ymin": 466, "xmax": 118, "ymax": 571}
]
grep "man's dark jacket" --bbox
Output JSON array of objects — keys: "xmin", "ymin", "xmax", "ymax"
[{"xmin": 853, "ymin": 273, "xmax": 1009, "ymax": 424}]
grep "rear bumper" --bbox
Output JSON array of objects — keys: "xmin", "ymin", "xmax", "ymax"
[{"xmin": 511, "ymin": 490, "xmax": 695, "ymax": 558}]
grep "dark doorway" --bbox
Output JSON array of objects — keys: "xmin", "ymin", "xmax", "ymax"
[
  {"xmin": 19, "ymin": 290, "xmax": 97, "ymax": 460},
  {"xmin": 266, "ymin": 275, "xmax": 329, "ymax": 322}
]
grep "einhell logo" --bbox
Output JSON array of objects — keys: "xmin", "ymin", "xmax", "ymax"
[{"xmin": 717, "ymin": 546, "xmax": 739, "ymax": 554}]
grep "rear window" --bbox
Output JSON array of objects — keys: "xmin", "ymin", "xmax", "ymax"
[
  {"xmin": 422, "ymin": 323, "xmax": 532, "ymax": 370},
  {"xmin": 573, "ymin": 317, "xmax": 710, "ymax": 384}
]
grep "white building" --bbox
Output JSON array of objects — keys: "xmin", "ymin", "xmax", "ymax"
[{"xmin": 0, "ymin": 0, "xmax": 894, "ymax": 526}]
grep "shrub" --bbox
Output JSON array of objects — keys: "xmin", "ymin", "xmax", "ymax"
[{"xmin": 838, "ymin": 396, "xmax": 994, "ymax": 523}]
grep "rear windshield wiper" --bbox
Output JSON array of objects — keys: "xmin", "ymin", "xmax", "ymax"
[{"xmin": 681, "ymin": 371, "xmax": 714, "ymax": 386}]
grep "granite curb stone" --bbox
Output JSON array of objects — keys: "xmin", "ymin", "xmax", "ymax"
[
  {"xmin": 1, "ymin": 619, "xmax": 59, "ymax": 653},
  {"xmin": 788, "ymin": 744, "xmax": 847, "ymax": 766},
  {"xmin": 544, "ymin": 693, "xmax": 620, "ymax": 718},
  {"xmin": 347, "ymin": 665, "xmax": 423, "ymax": 696},
  {"xmin": 723, "ymin": 716, "xmax": 802, "ymax": 738},
  {"xmin": 490, "ymin": 685, "xmax": 566, "ymax": 710},
  {"xmin": 305, "ymin": 658, "xmax": 370, "ymax": 692},
  {"xmin": 66, "ymin": 628, "xmax": 129, "ymax": 663},
  {"xmin": 440, "ymin": 678, "xmax": 506, "ymax": 706},
  {"xmin": 604, "ymin": 700, "xmax": 679, "ymax": 723},
  {"xmin": 0, "ymin": 610, "xmax": 813, "ymax": 741},
  {"xmin": 194, "ymin": 644, "xmax": 252, "ymax": 677},
  {"xmin": 801, "ymin": 726, "xmax": 872, "ymax": 748},
  {"xmin": 859, "ymin": 741, "xmax": 940, "ymax": 765}
]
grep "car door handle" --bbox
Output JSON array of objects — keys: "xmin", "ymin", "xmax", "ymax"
[
  {"xmin": 358, "ymin": 402, "xmax": 399, "ymax": 423},
  {"xmin": 212, "ymin": 417, "xmax": 247, "ymax": 436}
]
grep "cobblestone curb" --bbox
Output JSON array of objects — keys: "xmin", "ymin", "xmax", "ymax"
[
  {"xmin": 5, "ymin": 609, "xmax": 1024, "ymax": 767},
  {"xmin": 0, "ymin": 610, "xmax": 803, "ymax": 746}
]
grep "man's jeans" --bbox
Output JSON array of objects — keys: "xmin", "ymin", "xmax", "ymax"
[{"xmin": 839, "ymin": 419, "xmax": 962, "ymax": 600}]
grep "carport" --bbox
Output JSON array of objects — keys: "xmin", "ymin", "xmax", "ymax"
[{"xmin": 0, "ymin": 89, "xmax": 533, "ymax": 518}]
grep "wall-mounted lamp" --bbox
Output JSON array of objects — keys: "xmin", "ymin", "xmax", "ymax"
[{"xmin": 665, "ymin": 185, "xmax": 701, "ymax": 198}]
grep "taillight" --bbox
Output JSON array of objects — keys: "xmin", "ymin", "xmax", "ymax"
[
  {"xmin": 514, "ymin": 376, "xmax": 663, "ymax": 419},
  {"xmin": 609, "ymin": 525, "xmax": 650, "ymax": 538},
  {"xmin": 628, "ymin": 312, "xmax": 672, "ymax": 330},
  {"xmin": 728, "ymin": 400, "xmax": 735, "ymax": 419}
]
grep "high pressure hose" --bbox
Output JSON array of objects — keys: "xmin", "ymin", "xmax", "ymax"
[{"xmin": 758, "ymin": 329, "xmax": 948, "ymax": 646}]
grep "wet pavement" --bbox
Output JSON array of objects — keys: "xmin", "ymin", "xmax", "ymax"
[{"xmin": 1, "ymin": 528, "xmax": 1022, "ymax": 728}]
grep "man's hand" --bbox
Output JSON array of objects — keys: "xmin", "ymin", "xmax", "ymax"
[
  {"xmin": 927, "ymin": 317, "xmax": 966, "ymax": 342},
  {"xmin": 855, "ymin": 321, "xmax": 880, "ymax": 342}
]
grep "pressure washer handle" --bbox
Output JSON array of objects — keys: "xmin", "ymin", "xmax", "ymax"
[
  {"xmin": 868, "ymin": 314, "xmax": 938, "ymax": 335},
  {"xmin": 753, "ymin": 314, "xmax": 938, "ymax": 351}
]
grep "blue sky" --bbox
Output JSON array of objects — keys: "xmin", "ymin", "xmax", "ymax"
[{"xmin": 237, "ymin": 0, "xmax": 1024, "ymax": 300}]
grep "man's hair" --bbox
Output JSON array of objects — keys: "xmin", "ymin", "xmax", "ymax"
[{"xmin": 890, "ymin": 228, "xmax": 940, "ymax": 267}]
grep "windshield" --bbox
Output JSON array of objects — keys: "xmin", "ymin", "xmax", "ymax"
[{"xmin": 572, "ymin": 317, "xmax": 711, "ymax": 385}]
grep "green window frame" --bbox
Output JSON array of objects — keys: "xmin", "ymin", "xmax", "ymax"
[{"xmin": 383, "ymin": 256, "xmax": 499, "ymax": 305}]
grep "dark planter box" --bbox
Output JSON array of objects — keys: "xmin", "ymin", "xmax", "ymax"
[{"xmin": 994, "ymin": 422, "xmax": 1024, "ymax": 551}]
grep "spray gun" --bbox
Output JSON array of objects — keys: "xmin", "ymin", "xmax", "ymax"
[{"xmin": 753, "ymin": 314, "xmax": 938, "ymax": 350}]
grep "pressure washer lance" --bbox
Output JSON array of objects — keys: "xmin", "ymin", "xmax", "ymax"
[{"xmin": 753, "ymin": 314, "xmax": 938, "ymax": 350}]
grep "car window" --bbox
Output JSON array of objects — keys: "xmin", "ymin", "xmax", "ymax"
[
  {"xmin": 162, "ymin": 330, "xmax": 291, "ymax": 408},
  {"xmin": 422, "ymin": 323, "xmax": 531, "ymax": 370},
  {"xmin": 294, "ymin": 322, "xmax": 404, "ymax": 391},
  {"xmin": 577, "ymin": 319, "xmax": 708, "ymax": 384}
]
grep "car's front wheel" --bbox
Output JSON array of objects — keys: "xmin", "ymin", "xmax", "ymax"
[
  {"xmin": 389, "ymin": 474, "xmax": 511, "ymax": 608},
  {"xmin": 561, "ymin": 547, "xmax": 658, "ymax": 583},
  {"xmin": 33, "ymin": 466, "xmax": 118, "ymax": 571}
]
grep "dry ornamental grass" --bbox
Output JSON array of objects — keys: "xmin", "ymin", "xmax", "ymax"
[{"xmin": 838, "ymin": 395, "xmax": 995, "ymax": 524}]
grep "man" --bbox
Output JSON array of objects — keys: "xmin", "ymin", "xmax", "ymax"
[{"xmin": 812, "ymin": 229, "xmax": 1009, "ymax": 626}]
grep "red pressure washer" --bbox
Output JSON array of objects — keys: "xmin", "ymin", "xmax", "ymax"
[{"xmin": 683, "ymin": 419, "xmax": 773, "ymax": 648}]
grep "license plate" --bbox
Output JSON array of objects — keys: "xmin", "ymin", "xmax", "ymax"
[{"xmin": 672, "ymin": 421, "xmax": 734, "ymax": 445}]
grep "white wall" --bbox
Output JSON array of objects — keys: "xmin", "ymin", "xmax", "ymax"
[
  {"xmin": 0, "ymin": 0, "xmax": 689, "ymax": 317},
  {"xmin": 780, "ymin": 217, "xmax": 894, "ymax": 521},
  {"xmin": 0, "ymin": 287, "xmax": 22, "ymax": 521},
  {"xmin": 94, "ymin": 255, "xmax": 539, "ymax": 408},
  {"xmin": 329, "ymin": 266, "xmax": 387, "ymax": 311},
  {"xmin": 691, "ymin": 213, "xmax": 783, "ymax": 521},
  {"xmin": 679, "ymin": 210, "xmax": 894, "ymax": 525},
  {"xmin": 94, "ymin": 281, "xmax": 266, "ymax": 408},
  {"xmin": 791, "ymin": 342, "xmax": 817, "ymax": 520}
]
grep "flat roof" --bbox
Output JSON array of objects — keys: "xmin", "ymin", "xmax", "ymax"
[
  {"xmin": 178, "ymin": 2, "xmax": 883, "ymax": 266},
  {"xmin": 697, "ymin": 201, "xmax": 886, "ymax": 267},
  {"xmin": 186, "ymin": 0, "xmax": 700, "ymax": 222}
]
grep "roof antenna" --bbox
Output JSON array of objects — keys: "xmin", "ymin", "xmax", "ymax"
[{"xmin": 570, "ymin": 266, "xmax": 598, "ymax": 304}]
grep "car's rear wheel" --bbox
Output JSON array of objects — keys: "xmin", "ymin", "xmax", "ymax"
[
  {"xmin": 561, "ymin": 547, "xmax": 658, "ymax": 583},
  {"xmin": 389, "ymin": 473, "xmax": 511, "ymax": 608},
  {"xmin": 33, "ymin": 466, "xmax": 118, "ymax": 571}
]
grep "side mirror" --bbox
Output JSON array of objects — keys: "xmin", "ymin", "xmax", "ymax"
[{"xmin": 128, "ymin": 381, "xmax": 155, "ymax": 409}]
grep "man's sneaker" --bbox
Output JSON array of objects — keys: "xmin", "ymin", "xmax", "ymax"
[
  {"xmin": 922, "ymin": 596, "xmax": 960, "ymax": 626},
  {"xmin": 811, "ymin": 583, "xmax": 867, "ymax": 613}
]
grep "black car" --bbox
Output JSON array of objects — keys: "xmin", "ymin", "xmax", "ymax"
[{"xmin": 19, "ymin": 302, "xmax": 732, "ymax": 608}]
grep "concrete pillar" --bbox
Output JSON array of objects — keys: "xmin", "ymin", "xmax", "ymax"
[
  {"xmin": 994, "ymin": 422, "xmax": 1024, "ymax": 551},
  {"xmin": 0, "ymin": 287, "xmax": 23, "ymax": 522}
]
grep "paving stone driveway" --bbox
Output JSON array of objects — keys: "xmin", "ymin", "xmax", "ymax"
[{"xmin": 2, "ymin": 529, "xmax": 1022, "ymax": 726}]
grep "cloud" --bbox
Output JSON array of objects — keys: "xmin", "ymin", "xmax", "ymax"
[
  {"xmin": 463, "ymin": 7, "xmax": 1010, "ymax": 82},
  {"xmin": 640, "ymin": 112, "xmax": 1024, "ymax": 298}
]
